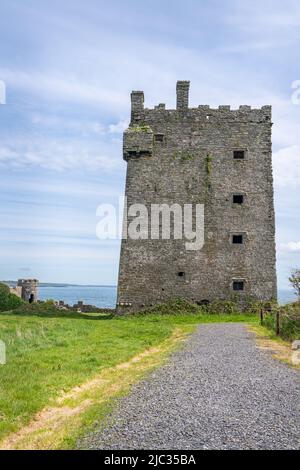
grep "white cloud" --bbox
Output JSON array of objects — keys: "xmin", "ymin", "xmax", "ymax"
[
  {"xmin": 0, "ymin": 244, "xmax": 118, "ymax": 262},
  {"xmin": 226, "ymin": 0, "xmax": 300, "ymax": 30},
  {"xmin": 0, "ymin": 138, "xmax": 121, "ymax": 172},
  {"xmin": 0, "ymin": 177, "xmax": 121, "ymax": 199},
  {"xmin": 279, "ymin": 242, "xmax": 300, "ymax": 252},
  {"xmin": 109, "ymin": 119, "xmax": 129, "ymax": 134},
  {"xmin": 272, "ymin": 99, "xmax": 300, "ymax": 148},
  {"xmin": 273, "ymin": 145, "xmax": 300, "ymax": 187},
  {"xmin": 0, "ymin": 67, "xmax": 128, "ymax": 110},
  {"xmin": 31, "ymin": 114, "xmax": 106, "ymax": 135},
  {"xmin": 217, "ymin": 41, "xmax": 278, "ymax": 54}
]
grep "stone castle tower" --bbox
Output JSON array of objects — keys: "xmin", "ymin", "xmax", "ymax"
[
  {"xmin": 117, "ymin": 81, "xmax": 277, "ymax": 313},
  {"xmin": 9, "ymin": 279, "xmax": 38, "ymax": 303},
  {"xmin": 17, "ymin": 279, "xmax": 39, "ymax": 303}
]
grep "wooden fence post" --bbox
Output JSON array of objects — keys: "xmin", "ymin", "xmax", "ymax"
[
  {"xmin": 260, "ymin": 308, "xmax": 264, "ymax": 325},
  {"xmin": 276, "ymin": 310, "xmax": 280, "ymax": 336}
]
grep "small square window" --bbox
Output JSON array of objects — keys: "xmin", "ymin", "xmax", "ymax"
[
  {"xmin": 177, "ymin": 272, "xmax": 185, "ymax": 278},
  {"xmin": 232, "ymin": 234, "xmax": 244, "ymax": 244},
  {"xmin": 233, "ymin": 281, "xmax": 245, "ymax": 291},
  {"xmin": 154, "ymin": 134, "xmax": 164, "ymax": 143},
  {"xmin": 233, "ymin": 194, "xmax": 244, "ymax": 204},
  {"xmin": 233, "ymin": 150, "xmax": 245, "ymax": 160}
]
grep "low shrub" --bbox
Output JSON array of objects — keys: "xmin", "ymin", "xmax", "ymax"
[
  {"xmin": 0, "ymin": 283, "xmax": 10, "ymax": 295},
  {"xmin": 194, "ymin": 297, "xmax": 276, "ymax": 316},
  {"xmin": 12, "ymin": 299, "xmax": 58, "ymax": 315},
  {"xmin": 0, "ymin": 283, "xmax": 24, "ymax": 312},
  {"xmin": 243, "ymin": 298, "xmax": 277, "ymax": 315},
  {"xmin": 134, "ymin": 297, "xmax": 266, "ymax": 316},
  {"xmin": 263, "ymin": 302, "xmax": 300, "ymax": 341},
  {"xmin": 205, "ymin": 299, "xmax": 239, "ymax": 314},
  {"xmin": 10, "ymin": 299, "xmax": 113, "ymax": 319},
  {"xmin": 138, "ymin": 298, "xmax": 200, "ymax": 316}
]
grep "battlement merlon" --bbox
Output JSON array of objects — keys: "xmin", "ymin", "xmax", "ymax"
[{"xmin": 129, "ymin": 81, "xmax": 272, "ymax": 123}]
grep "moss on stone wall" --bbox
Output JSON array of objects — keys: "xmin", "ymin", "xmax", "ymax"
[
  {"xmin": 128, "ymin": 124, "xmax": 152, "ymax": 133},
  {"xmin": 180, "ymin": 153, "xmax": 193, "ymax": 163},
  {"xmin": 172, "ymin": 151, "xmax": 194, "ymax": 163}
]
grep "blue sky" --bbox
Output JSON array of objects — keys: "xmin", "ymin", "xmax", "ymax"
[{"xmin": 0, "ymin": 0, "xmax": 299, "ymax": 288}]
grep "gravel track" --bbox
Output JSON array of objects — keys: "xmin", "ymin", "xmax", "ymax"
[{"xmin": 80, "ymin": 324, "xmax": 300, "ymax": 450}]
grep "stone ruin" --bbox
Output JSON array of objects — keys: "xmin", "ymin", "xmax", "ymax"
[
  {"xmin": 117, "ymin": 81, "xmax": 277, "ymax": 313},
  {"xmin": 10, "ymin": 279, "xmax": 39, "ymax": 303}
]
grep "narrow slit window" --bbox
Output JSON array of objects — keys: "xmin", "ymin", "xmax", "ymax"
[
  {"xmin": 139, "ymin": 151, "xmax": 151, "ymax": 157},
  {"xmin": 233, "ymin": 281, "xmax": 245, "ymax": 291},
  {"xmin": 233, "ymin": 194, "xmax": 244, "ymax": 204},
  {"xmin": 154, "ymin": 134, "xmax": 164, "ymax": 143},
  {"xmin": 232, "ymin": 234, "xmax": 244, "ymax": 244},
  {"xmin": 233, "ymin": 150, "xmax": 245, "ymax": 160}
]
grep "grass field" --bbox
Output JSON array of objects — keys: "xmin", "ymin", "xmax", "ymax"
[{"xmin": 0, "ymin": 310, "xmax": 258, "ymax": 449}]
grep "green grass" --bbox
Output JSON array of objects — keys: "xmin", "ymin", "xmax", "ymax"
[{"xmin": 0, "ymin": 309, "xmax": 258, "ymax": 448}]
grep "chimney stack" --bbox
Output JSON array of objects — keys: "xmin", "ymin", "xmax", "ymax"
[
  {"xmin": 131, "ymin": 91, "xmax": 144, "ymax": 121},
  {"xmin": 176, "ymin": 81, "xmax": 190, "ymax": 110}
]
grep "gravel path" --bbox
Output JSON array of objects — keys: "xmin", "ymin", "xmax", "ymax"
[{"xmin": 80, "ymin": 324, "xmax": 300, "ymax": 450}]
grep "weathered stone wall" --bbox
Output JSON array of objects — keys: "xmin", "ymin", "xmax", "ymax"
[
  {"xmin": 9, "ymin": 286, "xmax": 22, "ymax": 299},
  {"xmin": 117, "ymin": 82, "xmax": 277, "ymax": 313},
  {"xmin": 17, "ymin": 279, "xmax": 39, "ymax": 302}
]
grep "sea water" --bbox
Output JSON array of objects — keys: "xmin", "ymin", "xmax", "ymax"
[
  {"xmin": 39, "ymin": 285, "xmax": 117, "ymax": 309},
  {"xmin": 38, "ymin": 286, "xmax": 296, "ymax": 309}
]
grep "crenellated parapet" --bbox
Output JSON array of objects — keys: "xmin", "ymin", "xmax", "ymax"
[
  {"xmin": 127, "ymin": 81, "xmax": 272, "ymax": 125},
  {"xmin": 123, "ymin": 82, "xmax": 271, "ymax": 162}
]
